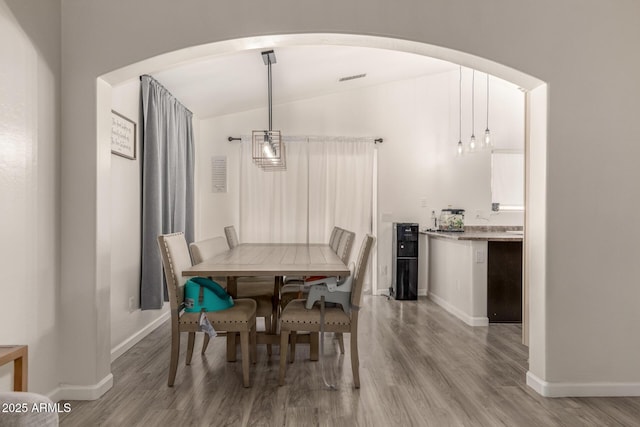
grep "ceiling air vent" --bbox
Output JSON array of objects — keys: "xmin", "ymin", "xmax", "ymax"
[{"xmin": 338, "ymin": 73, "xmax": 367, "ymax": 82}]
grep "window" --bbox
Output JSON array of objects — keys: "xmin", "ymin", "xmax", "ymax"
[{"xmin": 491, "ymin": 150, "xmax": 524, "ymax": 211}]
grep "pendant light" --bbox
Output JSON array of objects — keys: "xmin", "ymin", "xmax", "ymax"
[
  {"xmin": 483, "ymin": 74, "xmax": 492, "ymax": 149},
  {"xmin": 469, "ymin": 70, "xmax": 477, "ymax": 152},
  {"xmin": 252, "ymin": 50, "xmax": 286, "ymax": 170},
  {"xmin": 456, "ymin": 66, "xmax": 463, "ymax": 156}
]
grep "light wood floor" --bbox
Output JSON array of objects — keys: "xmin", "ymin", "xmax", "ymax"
[{"xmin": 60, "ymin": 296, "xmax": 640, "ymax": 426}]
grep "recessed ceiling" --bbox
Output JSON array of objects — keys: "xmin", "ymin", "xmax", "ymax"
[{"xmin": 151, "ymin": 45, "xmax": 458, "ymax": 118}]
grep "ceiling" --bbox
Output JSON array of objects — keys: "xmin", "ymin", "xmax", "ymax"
[{"xmin": 151, "ymin": 45, "xmax": 459, "ymax": 119}]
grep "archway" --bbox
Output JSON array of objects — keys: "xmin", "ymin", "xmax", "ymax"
[{"xmin": 98, "ymin": 32, "xmax": 547, "ymax": 397}]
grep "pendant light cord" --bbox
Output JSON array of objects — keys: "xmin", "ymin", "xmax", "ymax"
[
  {"xmin": 471, "ymin": 70, "xmax": 475, "ymax": 135},
  {"xmin": 459, "ymin": 66, "xmax": 462, "ymax": 142},
  {"xmin": 486, "ymin": 74, "xmax": 490, "ymax": 128},
  {"xmin": 268, "ymin": 58, "xmax": 272, "ymax": 132}
]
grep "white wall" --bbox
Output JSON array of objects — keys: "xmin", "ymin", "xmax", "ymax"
[
  {"xmin": 110, "ymin": 79, "xmax": 170, "ymax": 360},
  {"xmin": 0, "ymin": 0, "xmax": 60, "ymax": 394},
  {"xmin": 59, "ymin": 0, "xmax": 640, "ymax": 398},
  {"xmin": 196, "ymin": 70, "xmax": 524, "ymax": 294}
]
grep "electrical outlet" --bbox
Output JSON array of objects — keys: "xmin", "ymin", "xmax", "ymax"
[
  {"xmin": 128, "ymin": 296, "xmax": 136, "ymax": 313},
  {"xmin": 420, "ymin": 198, "xmax": 428, "ymax": 208}
]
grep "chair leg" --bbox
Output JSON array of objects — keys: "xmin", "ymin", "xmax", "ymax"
[
  {"xmin": 240, "ymin": 330, "xmax": 251, "ymax": 388},
  {"xmin": 289, "ymin": 331, "xmax": 297, "ymax": 363},
  {"xmin": 168, "ymin": 329, "xmax": 180, "ymax": 387},
  {"xmin": 310, "ymin": 332, "xmax": 319, "ymax": 361},
  {"xmin": 201, "ymin": 333, "xmax": 210, "ymax": 355},
  {"xmin": 350, "ymin": 331, "xmax": 360, "ymax": 388},
  {"xmin": 272, "ymin": 302, "xmax": 279, "ymax": 335},
  {"xmin": 271, "ymin": 291, "xmax": 279, "ymax": 335},
  {"xmin": 279, "ymin": 330, "xmax": 290, "ymax": 386},
  {"xmin": 186, "ymin": 332, "xmax": 195, "ymax": 365},
  {"xmin": 227, "ymin": 332, "xmax": 237, "ymax": 362},
  {"xmin": 265, "ymin": 315, "xmax": 273, "ymax": 357},
  {"xmin": 251, "ymin": 326, "xmax": 257, "ymax": 364},
  {"xmin": 336, "ymin": 332, "xmax": 345, "ymax": 354}
]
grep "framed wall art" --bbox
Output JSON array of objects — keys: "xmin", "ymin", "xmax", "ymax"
[{"xmin": 111, "ymin": 110, "xmax": 137, "ymax": 160}]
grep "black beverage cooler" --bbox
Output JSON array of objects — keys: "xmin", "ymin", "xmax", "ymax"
[{"xmin": 392, "ymin": 223, "xmax": 419, "ymax": 300}]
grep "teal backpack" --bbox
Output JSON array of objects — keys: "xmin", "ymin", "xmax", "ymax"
[{"xmin": 184, "ymin": 277, "xmax": 234, "ymax": 312}]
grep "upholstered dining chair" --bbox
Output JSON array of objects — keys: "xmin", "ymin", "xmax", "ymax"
[
  {"xmin": 280, "ymin": 228, "xmax": 355, "ymax": 311},
  {"xmin": 328, "ymin": 226, "xmax": 342, "ymax": 251},
  {"xmin": 284, "ymin": 226, "xmax": 343, "ymax": 286},
  {"xmin": 157, "ymin": 232, "xmax": 257, "ymax": 387},
  {"xmin": 224, "ymin": 225, "xmax": 239, "ymax": 249},
  {"xmin": 224, "ymin": 225, "xmax": 279, "ymax": 339},
  {"xmin": 329, "ymin": 228, "xmax": 355, "ymax": 353},
  {"xmin": 335, "ymin": 229, "xmax": 355, "ymax": 264},
  {"xmin": 279, "ymin": 234, "xmax": 375, "ymax": 388},
  {"xmin": 190, "ymin": 236, "xmax": 275, "ymax": 356}
]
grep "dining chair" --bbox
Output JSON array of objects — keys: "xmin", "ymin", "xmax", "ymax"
[
  {"xmin": 330, "ymin": 227, "xmax": 344, "ymax": 252},
  {"xmin": 329, "ymin": 228, "xmax": 355, "ymax": 352},
  {"xmin": 225, "ymin": 225, "xmax": 279, "ymax": 339},
  {"xmin": 224, "ymin": 225, "xmax": 239, "ymax": 249},
  {"xmin": 279, "ymin": 234, "xmax": 375, "ymax": 388},
  {"xmin": 158, "ymin": 232, "xmax": 257, "ymax": 387},
  {"xmin": 328, "ymin": 226, "xmax": 342, "ymax": 251},
  {"xmin": 284, "ymin": 226, "xmax": 342, "ymax": 286},
  {"xmin": 280, "ymin": 228, "xmax": 355, "ymax": 311},
  {"xmin": 190, "ymin": 236, "xmax": 276, "ymax": 356},
  {"xmin": 335, "ymin": 229, "xmax": 355, "ymax": 264}
]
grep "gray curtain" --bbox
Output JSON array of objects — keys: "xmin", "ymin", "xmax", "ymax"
[{"xmin": 140, "ymin": 75, "xmax": 195, "ymax": 310}]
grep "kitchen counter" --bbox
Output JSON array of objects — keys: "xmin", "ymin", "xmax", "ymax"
[
  {"xmin": 422, "ymin": 225, "xmax": 524, "ymax": 326},
  {"xmin": 421, "ymin": 226, "xmax": 523, "ymax": 242}
]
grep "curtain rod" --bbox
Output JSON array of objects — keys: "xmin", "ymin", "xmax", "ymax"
[{"xmin": 227, "ymin": 136, "xmax": 383, "ymax": 144}]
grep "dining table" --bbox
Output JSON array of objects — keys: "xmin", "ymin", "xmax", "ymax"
[{"xmin": 181, "ymin": 242, "xmax": 350, "ymax": 358}]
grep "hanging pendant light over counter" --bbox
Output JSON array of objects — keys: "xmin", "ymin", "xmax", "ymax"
[
  {"xmin": 252, "ymin": 50, "xmax": 286, "ymax": 170},
  {"xmin": 457, "ymin": 67, "xmax": 493, "ymax": 156},
  {"xmin": 469, "ymin": 70, "xmax": 477, "ymax": 152},
  {"xmin": 483, "ymin": 73, "xmax": 492, "ymax": 149}
]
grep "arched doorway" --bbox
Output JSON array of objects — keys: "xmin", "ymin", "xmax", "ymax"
[{"xmin": 97, "ymin": 33, "xmax": 547, "ymax": 398}]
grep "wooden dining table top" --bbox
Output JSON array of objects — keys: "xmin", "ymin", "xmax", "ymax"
[{"xmin": 182, "ymin": 242, "xmax": 350, "ymax": 277}]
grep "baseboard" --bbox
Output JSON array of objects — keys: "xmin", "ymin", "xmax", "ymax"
[
  {"xmin": 428, "ymin": 293, "xmax": 488, "ymax": 327},
  {"xmin": 48, "ymin": 373, "xmax": 113, "ymax": 402},
  {"xmin": 110, "ymin": 311, "xmax": 171, "ymax": 362},
  {"xmin": 527, "ymin": 371, "xmax": 640, "ymax": 397}
]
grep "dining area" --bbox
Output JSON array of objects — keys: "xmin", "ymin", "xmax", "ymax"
[{"xmin": 157, "ymin": 225, "xmax": 375, "ymax": 389}]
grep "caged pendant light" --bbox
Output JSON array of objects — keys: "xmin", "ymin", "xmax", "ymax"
[
  {"xmin": 483, "ymin": 74, "xmax": 492, "ymax": 149},
  {"xmin": 469, "ymin": 70, "xmax": 477, "ymax": 152},
  {"xmin": 252, "ymin": 50, "xmax": 286, "ymax": 170},
  {"xmin": 456, "ymin": 66, "xmax": 464, "ymax": 156}
]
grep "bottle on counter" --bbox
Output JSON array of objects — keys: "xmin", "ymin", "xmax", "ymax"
[{"xmin": 431, "ymin": 210, "xmax": 437, "ymax": 230}]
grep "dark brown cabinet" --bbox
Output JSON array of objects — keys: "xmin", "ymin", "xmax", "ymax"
[{"xmin": 487, "ymin": 241, "xmax": 523, "ymax": 323}]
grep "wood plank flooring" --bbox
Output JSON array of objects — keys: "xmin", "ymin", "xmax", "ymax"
[{"xmin": 59, "ymin": 296, "xmax": 640, "ymax": 426}]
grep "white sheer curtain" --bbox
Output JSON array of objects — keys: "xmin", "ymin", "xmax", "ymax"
[
  {"xmin": 239, "ymin": 137, "xmax": 308, "ymax": 243},
  {"xmin": 239, "ymin": 136, "xmax": 374, "ymax": 264},
  {"xmin": 307, "ymin": 137, "xmax": 374, "ymax": 260}
]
